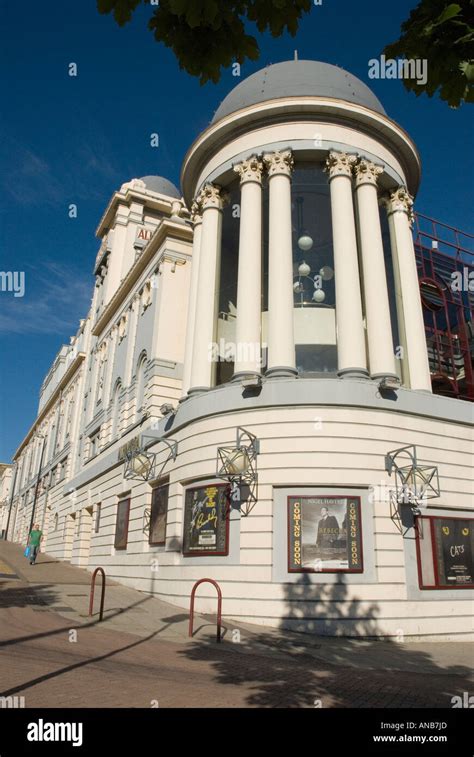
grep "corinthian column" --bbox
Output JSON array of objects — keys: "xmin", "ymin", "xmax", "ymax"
[
  {"xmin": 232, "ymin": 156, "xmax": 264, "ymax": 378},
  {"xmin": 383, "ymin": 188, "xmax": 432, "ymax": 392},
  {"xmin": 354, "ymin": 159, "xmax": 398, "ymax": 382},
  {"xmin": 325, "ymin": 151, "xmax": 368, "ymax": 378},
  {"xmin": 263, "ymin": 150, "xmax": 297, "ymax": 377},
  {"xmin": 181, "ymin": 199, "xmax": 203, "ymax": 397},
  {"xmin": 189, "ymin": 184, "xmax": 228, "ymax": 394}
]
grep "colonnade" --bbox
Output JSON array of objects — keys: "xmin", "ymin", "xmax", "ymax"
[{"xmin": 181, "ymin": 149, "xmax": 432, "ymax": 396}]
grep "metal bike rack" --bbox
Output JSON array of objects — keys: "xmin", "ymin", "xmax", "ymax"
[
  {"xmin": 88, "ymin": 567, "xmax": 106, "ymax": 622},
  {"xmin": 189, "ymin": 578, "xmax": 222, "ymax": 642}
]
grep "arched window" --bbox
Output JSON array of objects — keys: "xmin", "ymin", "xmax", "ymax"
[
  {"xmin": 135, "ymin": 353, "xmax": 147, "ymax": 418},
  {"xmin": 111, "ymin": 380, "xmax": 122, "ymax": 440}
]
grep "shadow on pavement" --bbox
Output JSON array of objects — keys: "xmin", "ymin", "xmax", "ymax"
[{"xmin": 179, "ymin": 574, "xmax": 473, "ymax": 708}]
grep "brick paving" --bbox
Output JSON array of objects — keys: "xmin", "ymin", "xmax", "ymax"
[{"xmin": 0, "ymin": 541, "xmax": 472, "ymax": 709}]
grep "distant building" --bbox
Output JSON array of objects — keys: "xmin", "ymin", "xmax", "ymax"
[{"xmin": 6, "ymin": 61, "xmax": 473, "ymax": 640}]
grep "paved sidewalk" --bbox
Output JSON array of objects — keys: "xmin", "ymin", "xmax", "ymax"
[{"xmin": 0, "ymin": 541, "xmax": 473, "ymax": 708}]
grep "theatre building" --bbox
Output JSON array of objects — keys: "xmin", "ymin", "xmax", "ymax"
[{"xmin": 6, "ymin": 60, "xmax": 473, "ymax": 640}]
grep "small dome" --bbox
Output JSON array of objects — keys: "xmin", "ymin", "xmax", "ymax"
[
  {"xmin": 212, "ymin": 60, "xmax": 386, "ymax": 123},
  {"xmin": 139, "ymin": 175, "xmax": 181, "ymax": 199}
]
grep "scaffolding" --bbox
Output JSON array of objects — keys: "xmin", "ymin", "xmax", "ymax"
[{"xmin": 414, "ymin": 213, "xmax": 474, "ymax": 402}]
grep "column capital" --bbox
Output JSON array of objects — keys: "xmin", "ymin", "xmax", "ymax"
[
  {"xmin": 263, "ymin": 150, "xmax": 294, "ymax": 178},
  {"xmin": 196, "ymin": 183, "xmax": 229, "ymax": 212},
  {"xmin": 382, "ymin": 186, "xmax": 415, "ymax": 225},
  {"xmin": 325, "ymin": 151, "xmax": 358, "ymax": 180},
  {"xmin": 190, "ymin": 199, "xmax": 203, "ymax": 225},
  {"xmin": 354, "ymin": 159, "xmax": 384, "ymax": 188},
  {"xmin": 233, "ymin": 155, "xmax": 264, "ymax": 185}
]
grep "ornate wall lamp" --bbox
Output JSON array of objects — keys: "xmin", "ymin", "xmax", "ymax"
[
  {"xmin": 124, "ymin": 435, "xmax": 178, "ymax": 482},
  {"xmin": 216, "ymin": 427, "xmax": 259, "ymax": 517},
  {"xmin": 385, "ymin": 444, "xmax": 440, "ymax": 532}
]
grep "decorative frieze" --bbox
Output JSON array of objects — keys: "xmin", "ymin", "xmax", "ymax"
[
  {"xmin": 117, "ymin": 314, "xmax": 128, "ymax": 341},
  {"xmin": 233, "ymin": 155, "xmax": 264, "ymax": 185},
  {"xmin": 141, "ymin": 280, "xmax": 152, "ymax": 311},
  {"xmin": 325, "ymin": 151, "xmax": 358, "ymax": 180},
  {"xmin": 353, "ymin": 158, "xmax": 384, "ymax": 188},
  {"xmin": 196, "ymin": 183, "xmax": 229, "ymax": 211},
  {"xmin": 263, "ymin": 150, "xmax": 294, "ymax": 178},
  {"xmin": 382, "ymin": 186, "xmax": 415, "ymax": 226},
  {"xmin": 190, "ymin": 199, "xmax": 203, "ymax": 226}
]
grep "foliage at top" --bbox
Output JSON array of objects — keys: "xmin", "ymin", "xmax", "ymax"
[
  {"xmin": 97, "ymin": 0, "xmax": 312, "ymax": 84},
  {"xmin": 383, "ymin": 0, "xmax": 474, "ymax": 107}
]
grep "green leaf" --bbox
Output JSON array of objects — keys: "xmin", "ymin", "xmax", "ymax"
[
  {"xmin": 433, "ymin": 3, "xmax": 462, "ymax": 26},
  {"xmin": 460, "ymin": 60, "xmax": 474, "ymax": 81},
  {"xmin": 169, "ymin": 0, "xmax": 188, "ymax": 15},
  {"xmin": 184, "ymin": 3, "xmax": 203, "ymax": 28},
  {"xmin": 454, "ymin": 31, "xmax": 474, "ymax": 44}
]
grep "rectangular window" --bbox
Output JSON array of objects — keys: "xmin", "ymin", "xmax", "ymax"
[
  {"xmin": 59, "ymin": 457, "xmax": 68, "ymax": 481},
  {"xmin": 88, "ymin": 429, "xmax": 101, "ymax": 459},
  {"xmin": 149, "ymin": 482, "xmax": 169, "ymax": 545},
  {"xmin": 288, "ymin": 495, "xmax": 363, "ymax": 573},
  {"xmin": 114, "ymin": 498, "xmax": 130, "ymax": 550},
  {"xmin": 416, "ymin": 515, "xmax": 474, "ymax": 589},
  {"xmin": 95, "ymin": 503, "xmax": 101, "ymax": 533}
]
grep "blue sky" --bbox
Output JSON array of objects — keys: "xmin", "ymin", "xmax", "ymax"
[{"xmin": 0, "ymin": 0, "xmax": 472, "ymax": 461}]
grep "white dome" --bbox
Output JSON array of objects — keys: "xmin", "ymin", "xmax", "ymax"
[
  {"xmin": 211, "ymin": 60, "xmax": 386, "ymax": 124},
  {"xmin": 139, "ymin": 175, "xmax": 181, "ymax": 199}
]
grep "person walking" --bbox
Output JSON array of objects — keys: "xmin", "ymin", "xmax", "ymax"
[{"xmin": 27, "ymin": 524, "xmax": 43, "ymax": 565}]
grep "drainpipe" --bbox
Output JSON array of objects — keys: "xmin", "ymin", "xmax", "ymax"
[
  {"xmin": 4, "ymin": 463, "xmax": 18, "ymax": 540},
  {"xmin": 28, "ymin": 436, "xmax": 46, "ymax": 536}
]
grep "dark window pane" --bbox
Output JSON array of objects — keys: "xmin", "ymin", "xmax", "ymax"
[
  {"xmin": 149, "ymin": 484, "xmax": 169, "ymax": 545},
  {"xmin": 114, "ymin": 498, "xmax": 130, "ymax": 550}
]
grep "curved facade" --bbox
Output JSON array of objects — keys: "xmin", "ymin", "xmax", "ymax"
[{"xmin": 7, "ymin": 61, "xmax": 473, "ymax": 641}]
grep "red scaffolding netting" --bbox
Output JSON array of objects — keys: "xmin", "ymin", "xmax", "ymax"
[{"xmin": 414, "ymin": 213, "xmax": 474, "ymax": 402}]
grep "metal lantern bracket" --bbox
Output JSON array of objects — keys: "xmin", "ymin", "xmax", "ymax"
[
  {"xmin": 216, "ymin": 427, "xmax": 259, "ymax": 517},
  {"xmin": 124, "ymin": 435, "xmax": 178, "ymax": 482},
  {"xmin": 385, "ymin": 444, "xmax": 441, "ymax": 534}
]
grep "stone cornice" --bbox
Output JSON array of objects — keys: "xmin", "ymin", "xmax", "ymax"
[
  {"xmin": 13, "ymin": 353, "xmax": 86, "ymax": 460},
  {"xmin": 92, "ymin": 218, "xmax": 193, "ymax": 338},
  {"xmin": 96, "ymin": 184, "xmax": 185, "ymax": 238},
  {"xmin": 181, "ymin": 96, "xmax": 422, "ymax": 204}
]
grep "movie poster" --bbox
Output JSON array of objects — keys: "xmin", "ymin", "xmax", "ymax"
[
  {"xmin": 114, "ymin": 498, "xmax": 130, "ymax": 550},
  {"xmin": 434, "ymin": 518, "xmax": 474, "ymax": 587},
  {"xmin": 183, "ymin": 484, "xmax": 229, "ymax": 556},
  {"xmin": 288, "ymin": 495, "xmax": 363, "ymax": 572},
  {"xmin": 149, "ymin": 483, "xmax": 169, "ymax": 545}
]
